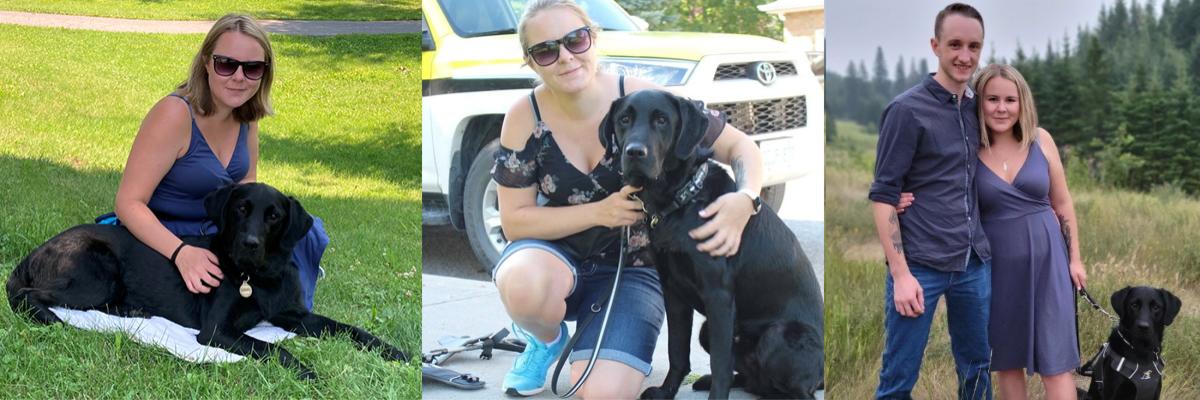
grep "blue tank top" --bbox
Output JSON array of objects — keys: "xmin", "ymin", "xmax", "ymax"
[{"xmin": 145, "ymin": 94, "xmax": 249, "ymax": 234}]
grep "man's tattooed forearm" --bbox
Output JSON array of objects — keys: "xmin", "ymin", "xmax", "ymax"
[
  {"xmin": 889, "ymin": 211, "xmax": 903, "ymax": 255},
  {"xmin": 732, "ymin": 157, "xmax": 746, "ymax": 189}
]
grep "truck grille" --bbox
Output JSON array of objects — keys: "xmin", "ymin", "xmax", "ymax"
[
  {"xmin": 710, "ymin": 96, "xmax": 806, "ymax": 135},
  {"xmin": 713, "ymin": 62, "xmax": 798, "ymax": 81}
]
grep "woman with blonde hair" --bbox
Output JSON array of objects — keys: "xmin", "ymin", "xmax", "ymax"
[
  {"xmin": 974, "ymin": 63, "xmax": 1085, "ymax": 399},
  {"xmin": 490, "ymin": 0, "xmax": 767, "ymax": 397},
  {"xmin": 102, "ymin": 14, "xmax": 328, "ymax": 310}
]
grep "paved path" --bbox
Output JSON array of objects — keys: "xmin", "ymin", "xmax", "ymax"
[{"xmin": 0, "ymin": 11, "xmax": 419, "ymax": 35}]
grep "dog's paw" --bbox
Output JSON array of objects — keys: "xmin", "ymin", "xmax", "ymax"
[
  {"xmin": 692, "ymin": 375, "xmax": 712, "ymax": 391},
  {"xmin": 640, "ymin": 386, "xmax": 676, "ymax": 399}
]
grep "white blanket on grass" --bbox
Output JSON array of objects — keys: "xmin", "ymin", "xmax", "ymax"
[{"xmin": 48, "ymin": 307, "xmax": 296, "ymax": 363}]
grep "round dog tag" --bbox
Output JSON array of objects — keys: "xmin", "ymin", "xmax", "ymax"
[{"xmin": 239, "ymin": 280, "xmax": 253, "ymax": 298}]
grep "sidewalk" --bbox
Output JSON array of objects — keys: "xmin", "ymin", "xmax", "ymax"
[
  {"xmin": 0, "ymin": 11, "xmax": 419, "ymax": 35},
  {"xmin": 421, "ymin": 274, "xmax": 760, "ymax": 399}
]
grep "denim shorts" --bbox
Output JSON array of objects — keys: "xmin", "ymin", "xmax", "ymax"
[{"xmin": 493, "ymin": 239, "xmax": 665, "ymax": 376}]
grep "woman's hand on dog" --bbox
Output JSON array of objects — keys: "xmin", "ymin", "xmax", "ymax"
[
  {"xmin": 1069, "ymin": 260, "xmax": 1087, "ymax": 290},
  {"xmin": 176, "ymin": 245, "xmax": 224, "ymax": 293},
  {"xmin": 594, "ymin": 185, "xmax": 644, "ymax": 228},
  {"xmin": 689, "ymin": 192, "xmax": 755, "ymax": 257}
]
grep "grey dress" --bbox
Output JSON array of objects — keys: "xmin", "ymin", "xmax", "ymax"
[{"xmin": 977, "ymin": 139, "xmax": 1079, "ymax": 375}]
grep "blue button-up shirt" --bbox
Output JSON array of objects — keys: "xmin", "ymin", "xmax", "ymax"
[{"xmin": 869, "ymin": 74, "xmax": 991, "ymax": 272}]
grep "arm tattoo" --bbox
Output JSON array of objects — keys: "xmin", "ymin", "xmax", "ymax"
[
  {"xmin": 889, "ymin": 211, "xmax": 903, "ymax": 255},
  {"xmin": 1059, "ymin": 214, "xmax": 1072, "ymax": 262},
  {"xmin": 732, "ymin": 157, "xmax": 747, "ymax": 189}
]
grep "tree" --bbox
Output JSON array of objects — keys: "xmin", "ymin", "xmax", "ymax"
[
  {"xmin": 894, "ymin": 56, "xmax": 907, "ymax": 96},
  {"xmin": 872, "ymin": 46, "xmax": 890, "ymax": 96},
  {"xmin": 615, "ymin": 0, "xmax": 781, "ymax": 39}
]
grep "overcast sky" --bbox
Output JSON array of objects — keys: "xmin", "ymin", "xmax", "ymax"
[{"xmin": 828, "ymin": 0, "xmax": 1140, "ymax": 76}]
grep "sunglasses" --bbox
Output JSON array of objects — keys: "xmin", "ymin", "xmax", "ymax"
[
  {"xmin": 526, "ymin": 26, "xmax": 593, "ymax": 67},
  {"xmin": 211, "ymin": 55, "xmax": 268, "ymax": 80}
]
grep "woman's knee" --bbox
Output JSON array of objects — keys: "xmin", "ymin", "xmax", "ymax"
[{"xmin": 495, "ymin": 250, "xmax": 572, "ymax": 311}]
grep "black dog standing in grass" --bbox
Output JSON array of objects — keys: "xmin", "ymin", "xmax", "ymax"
[
  {"xmin": 6, "ymin": 183, "xmax": 408, "ymax": 379},
  {"xmin": 1082, "ymin": 286, "xmax": 1181, "ymax": 400},
  {"xmin": 603, "ymin": 90, "xmax": 825, "ymax": 399}
]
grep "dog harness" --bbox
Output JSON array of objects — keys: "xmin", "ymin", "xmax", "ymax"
[
  {"xmin": 1085, "ymin": 340, "xmax": 1165, "ymax": 400},
  {"xmin": 647, "ymin": 161, "xmax": 710, "ymax": 228}
]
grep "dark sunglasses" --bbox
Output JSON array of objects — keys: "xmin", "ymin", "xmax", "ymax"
[
  {"xmin": 526, "ymin": 26, "xmax": 593, "ymax": 67},
  {"xmin": 211, "ymin": 55, "xmax": 268, "ymax": 80}
]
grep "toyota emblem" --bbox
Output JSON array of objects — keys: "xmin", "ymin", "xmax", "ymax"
[{"xmin": 753, "ymin": 62, "xmax": 777, "ymax": 85}]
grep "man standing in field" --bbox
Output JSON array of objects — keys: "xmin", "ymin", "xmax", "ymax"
[{"xmin": 868, "ymin": 3, "xmax": 992, "ymax": 399}]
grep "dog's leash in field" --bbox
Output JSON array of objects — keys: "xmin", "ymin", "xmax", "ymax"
[{"xmin": 549, "ymin": 225, "xmax": 629, "ymax": 398}]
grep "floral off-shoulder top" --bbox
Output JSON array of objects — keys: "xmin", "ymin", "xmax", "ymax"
[{"xmin": 491, "ymin": 76, "xmax": 726, "ymax": 268}]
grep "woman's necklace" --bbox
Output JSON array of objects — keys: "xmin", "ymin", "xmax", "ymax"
[{"xmin": 988, "ymin": 145, "xmax": 1016, "ymax": 173}]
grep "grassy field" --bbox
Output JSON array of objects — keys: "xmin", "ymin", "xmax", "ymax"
[
  {"xmin": 826, "ymin": 120, "xmax": 1200, "ymax": 398},
  {"xmin": 0, "ymin": 0, "xmax": 420, "ymax": 21},
  {"xmin": 0, "ymin": 25, "xmax": 422, "ymax": 398}
]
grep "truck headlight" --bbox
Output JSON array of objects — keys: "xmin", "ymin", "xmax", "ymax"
[{"xmin": 599, "ymin": 58, "xmax": 695, "ymax": 86}]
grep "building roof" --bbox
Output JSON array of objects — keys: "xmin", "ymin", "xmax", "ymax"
[{"xmin": 757, "ymin": 0, "xmax": 824, "ymax": 14}]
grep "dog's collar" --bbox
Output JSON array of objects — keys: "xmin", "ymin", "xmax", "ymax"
[{"xmin": 646, "ymin": 162, "xmax": 709, "ymax": 228}]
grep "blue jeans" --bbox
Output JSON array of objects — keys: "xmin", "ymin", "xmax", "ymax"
[{"xmin": 876, "ymin": 253, "xmax": 992, "ymax": 400}]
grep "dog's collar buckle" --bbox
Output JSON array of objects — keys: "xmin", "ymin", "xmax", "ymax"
[{"xmin": 239, "ymin": 278, "xmax": 253, "ymax": 298}]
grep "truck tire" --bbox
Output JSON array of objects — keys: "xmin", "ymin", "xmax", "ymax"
[
  {"xmin": 761, "ymin": 183, "xmax": 786, "ymax": 213},
  {"xmin": 463, "ymin": 139, "xmax": 506, "ymax": 272}
]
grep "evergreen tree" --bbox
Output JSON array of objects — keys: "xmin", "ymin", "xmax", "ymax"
[{"xmin": 872, "ymin": 46, "xmax": 890, "ymax": 96}]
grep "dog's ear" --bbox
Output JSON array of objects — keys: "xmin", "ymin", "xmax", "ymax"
[
  {"xmin": 672, "ymin": 95, "xmax": 710, "ymax": 160},
  {"xmin": 599, "ymin": 96, "xmax": 627, "ymax": 157},
  {"xmin": 280, "ymin": 196, "xmax": 314, "ymax": 250},
  {"xmin": 1111, "ymin": 286, "xmax": 1133, "ymax": 319},
  {"xmin": 204, "ymin": 184, "xmax": 239, "ymax": 231},
  {"xmin": 1160, "ymin": 288, "xmax": 1182, "ymax": 326}
]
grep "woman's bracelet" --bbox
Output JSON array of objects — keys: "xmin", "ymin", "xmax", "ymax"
[{"xmin": 169, "ymin": 242, "xmax": 188, "ymax": 265}]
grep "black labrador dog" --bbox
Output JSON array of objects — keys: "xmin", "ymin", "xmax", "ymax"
[
  {"xmin": 601, "ymin": 90, "xmax": 824, "ymax": 399},
  {"xmin": 1082, "ymin": 286, "xmax": 1181, "ymax": 400},
  {"xmin": 6, "ymin": 183, "xmax": 408, "ymax": 379}
]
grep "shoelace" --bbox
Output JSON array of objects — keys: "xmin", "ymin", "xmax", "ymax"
[{"xmin": 512, "ymin": 329, "xmax": 550, "ymax": 371}]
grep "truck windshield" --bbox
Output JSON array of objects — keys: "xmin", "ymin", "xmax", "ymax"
[{"xmin": 439, "ymin": 0, "xmax": 639, "ymax": 37}]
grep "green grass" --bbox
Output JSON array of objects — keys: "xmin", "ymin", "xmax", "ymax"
[
  {"xmin": 826, "ymin": 120, "xmax": 1200, "ymax": 398},
  {"xmin": 0, "ymin": 0, "xmax": 420, "ymax": 21},
  {"xmin": 0, "ymin": 25, "xmax": 422, "ymax": 398}
]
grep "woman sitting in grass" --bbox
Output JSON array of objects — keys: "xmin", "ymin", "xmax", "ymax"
[{"xmin": 102, "ymin": 14, "xmax": 327, "ymax": 310}]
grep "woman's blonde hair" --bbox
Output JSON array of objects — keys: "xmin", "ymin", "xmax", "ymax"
[
  {"xmin": 517, "ymin": 0, "xmax": 600, "ymax": 57},
  {"xmin": 974, "ymin": 63, "xmax": 1038, "ymax": 149},
  {"xmin": 177, "ymin": 14, "xmax": 274, "ymax": 123}
]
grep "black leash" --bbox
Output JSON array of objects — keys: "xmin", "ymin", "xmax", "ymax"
[{"xmin": 549, "ymin": 225, "xmax": 629, "ymax": 398}]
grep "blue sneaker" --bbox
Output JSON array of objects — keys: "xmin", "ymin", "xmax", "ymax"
[{"xmin": 503, "ymin": 322, "xmax": 569, "ymax": 397}]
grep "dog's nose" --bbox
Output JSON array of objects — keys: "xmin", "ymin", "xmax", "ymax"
[
  {"xmin": 243, "ymin": 236, "xmax": 261, "ymax": 249},
  {"xmin": 1137, "ymin": 320, "xmax": 1152, "ymax": 330},
  {"xmin": 625, "ymin": 143, "xmax": 648, "ymax": 158}
]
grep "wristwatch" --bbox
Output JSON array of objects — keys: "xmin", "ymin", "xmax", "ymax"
[{"xmin": 737, "ymin": 189, "xmax": 763, "ymax": 215}]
